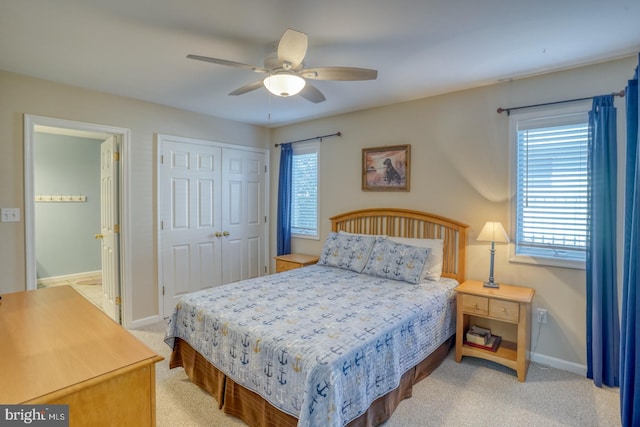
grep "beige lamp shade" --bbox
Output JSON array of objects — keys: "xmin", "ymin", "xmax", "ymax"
[{"xmin": 477, "ymin": 221, "xmax": 510, "ymax": 243}]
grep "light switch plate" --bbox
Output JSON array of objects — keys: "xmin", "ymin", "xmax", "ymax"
[{"xmin": 1, "ymin": 208, "xmax": 21, "ymax": 222}]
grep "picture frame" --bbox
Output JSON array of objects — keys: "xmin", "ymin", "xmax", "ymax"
[{"xmin": 362, "ymin": 144, "xmax": 411, "ymax": 191}]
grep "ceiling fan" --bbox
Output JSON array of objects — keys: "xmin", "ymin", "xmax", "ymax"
[{"xmin": 187, "ymin": 28, "xmax": 378, "ymax": 103}]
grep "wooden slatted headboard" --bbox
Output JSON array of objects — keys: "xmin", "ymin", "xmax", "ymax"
[{"xmin": 329, "ymin": 208, "xmax": 468, "ymax": 283}]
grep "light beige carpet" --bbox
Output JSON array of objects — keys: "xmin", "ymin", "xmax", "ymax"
[{"xmin": 129, "ymin": 321, "xmax": 620, "ymax": 427}]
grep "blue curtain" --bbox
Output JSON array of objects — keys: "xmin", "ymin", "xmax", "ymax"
[
  {"xmin": 621, "ymin": 54, "xmax": 640, "ymax": 427},
  {"xmin": 586, "ymin": 94, "xmax": 620, "ymax": 387},
  {"xmin": 277, "ymin": 143, "xmax": 293, "ymax": 256}
]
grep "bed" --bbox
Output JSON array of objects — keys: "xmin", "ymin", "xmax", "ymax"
[{"xmin": 165, "ymin": 208, "xmax": 468, "ymax": 427}]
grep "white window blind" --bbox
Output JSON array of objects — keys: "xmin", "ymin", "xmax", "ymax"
[
  {"xmin": 291, "ymin": 144, "xmax": 318, "ymax": 238},
  {"xmin": 513, "ymin": 110, "xmax": 589, "ymax": 264}
]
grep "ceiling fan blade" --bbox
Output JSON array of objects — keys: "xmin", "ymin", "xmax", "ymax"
[
  {"xmin": 300, "ymin": 67, "xmax": 378, "ymax": 81},
  {"xmin": 299, "ymin": 83, "xmax": 326, "ymax": 103},
  {"xmin": 229, "ymin": 80, "xmax": 265, "ymax": 96},
  {"xmin": 277, "ymin": 29, "xmax": 308, "ymax": 69},
  {"xmin": 187, "ymin": 54, "xmax": 268, "ymax": 74}
]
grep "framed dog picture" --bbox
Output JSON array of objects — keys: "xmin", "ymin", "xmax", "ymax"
[{"xmin": 362, "ymin": 144, "xmax": 411, "ymax": 191}]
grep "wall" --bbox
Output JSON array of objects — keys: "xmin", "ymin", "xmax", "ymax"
[
  {"xmin": 0, "ymin": 69, "xmax": 269, "ymax": 323},
  {"xmin": 269, "ymin": 55, "xmax": 637, "ymax": 372},
  {"xmin": 34, "ymin": 133, "xmax": 101, "ymax": 278},
  {"xmin": 1, "ymin": 55, "xmax": 634, "ymax": 368}
]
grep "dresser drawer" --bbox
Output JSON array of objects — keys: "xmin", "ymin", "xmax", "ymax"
[
  {"xmin": 460, "ymin": 294, "xmax": 489, "ymax": 315},
  {"xmin": 489, "ymin": 299, "xmax": 520, "ymax": 322}
]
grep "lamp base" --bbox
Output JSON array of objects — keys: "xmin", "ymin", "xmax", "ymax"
[{"xmin": 483, "ymin": 280, "xmax": 499, "ymax": 288}]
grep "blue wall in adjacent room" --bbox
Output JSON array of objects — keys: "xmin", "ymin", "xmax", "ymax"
[{"xmin": 34, "ymin": 133, "xmax": 102, "ymax": 279}]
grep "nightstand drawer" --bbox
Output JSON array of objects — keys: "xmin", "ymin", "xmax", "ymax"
[
  {"xmin": 460, "ymin": 294, "xmax": 488, "ymax": 315},
  {"xmin": 274, "ymin": 254, "xmax": 319, "ymax": 273},
  {"xmin": 276, "ymin": 259, "xmax": 297, "ymax": 272},
  {"xmin": 489, "ymin": 299, "xmax": 519, "ymax": 322}
]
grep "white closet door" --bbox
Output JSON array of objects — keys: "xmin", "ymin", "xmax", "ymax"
[
  {"xmin": 221, "ymin": 148, "xmax": 266, "ymax": 284},
  {"xmin": 160, "ymin": 139, "xmax": 222, "ymax": 315}
]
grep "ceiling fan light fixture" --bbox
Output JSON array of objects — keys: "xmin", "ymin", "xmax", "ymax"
[
  {"xmin": 188, "ymin": 28, "xmax": 377, "ymax": 103},
  {"xmin": 263, "ymin": 73, "xmax": 305, "ymax": 97}
]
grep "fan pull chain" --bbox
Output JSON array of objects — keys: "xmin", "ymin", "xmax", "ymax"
[{"xmin": 267, "ymin": 86, "xmax": 273, "ymax": 121}]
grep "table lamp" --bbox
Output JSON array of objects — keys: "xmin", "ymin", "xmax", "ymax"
[{"xmin": 477, "ymin": 221, "xmax": 510, "ymax": 288}]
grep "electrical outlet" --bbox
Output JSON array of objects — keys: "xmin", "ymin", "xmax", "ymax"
[{"xmin": 537, "ymin": 308, "xmax": 548, "ymax": 324}]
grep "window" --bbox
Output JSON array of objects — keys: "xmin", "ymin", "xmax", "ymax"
[
  {"xmin": 510, "ymin": 104, "xmax": 590, "ymax": 268},
  {"xmin": 291, "ymin": 142, "xmax": 319, "ymax": 239}
]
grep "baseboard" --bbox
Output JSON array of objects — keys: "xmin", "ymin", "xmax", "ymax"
[
  {"xmin": 531, "ymin": 352, "xmax": 587, "ymax": 376},
  {"xmin": 127, "ymin": 314, "xmax": 165, "ymax": 330},
  {"xmin": 37, "ymin": 270, "xmax": 101, "ymax": 286}
]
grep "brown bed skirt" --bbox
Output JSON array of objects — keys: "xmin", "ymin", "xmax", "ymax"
[{"xmin": 169, "ymin": 336, "xmax": 454, "ymax": 427}]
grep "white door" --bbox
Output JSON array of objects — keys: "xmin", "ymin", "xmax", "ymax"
[
  {"xmin": 160, "ymin": 139, "xmax": 222, "ymax": 315},
  {"xmin": 100, "ymin": 136, "xmax": 121, "ymax": 322},
  {"xmin": 221, "ymin": 148, "xmax": 266, "ymax": 283}
]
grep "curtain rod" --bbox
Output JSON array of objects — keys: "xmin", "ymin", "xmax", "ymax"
[
  {"xmin": 497, "ymin": 90, "xmax": 626, "ymax": 116},
  {"xmin": 274, "ymin": 131, "xmax": 342, "ymax": 147}
]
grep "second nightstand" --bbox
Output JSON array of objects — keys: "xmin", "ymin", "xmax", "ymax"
[
  {"xmin": 454, "ymin": 280, "xmax": 535, "ymax": 382},
  {"xmin": 274, "ymin": 253, "xmax": 319, "ymax": 273}
]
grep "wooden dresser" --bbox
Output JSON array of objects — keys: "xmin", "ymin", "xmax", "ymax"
[{"xmin": 0, "ymin": 286, "xmax": 163, "ymax": 426}]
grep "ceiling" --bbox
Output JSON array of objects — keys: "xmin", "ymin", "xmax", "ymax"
[{"xmin": 1, "ymin": 1, "xmax": 639, "ymax": 128}]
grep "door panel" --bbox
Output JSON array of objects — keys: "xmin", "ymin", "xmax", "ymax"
[
  {"xmin": 225, "ymin": 239, "xmax": 243, "ymax": 284},
  {"xmin": 248, "ymin": 237, "xmax": 260, "ymax": 278},
  {"xmin": 221, "ymin": 148, "xmax": 265, "ymax": 284},
  {"xmin": 100, "ymin": 136, "xmax": 121, "ymax": 322},
  {"xmin": 198, "ymin": 242, "xmax": 215, "ymax": 284},
  {"xmin": 171, "ymin": 245, "xmax": 191, "ymax": 296},
  {"xmin": 171, "ymin": 178, "xmax": 190, "ymax": 229},
  {"xmin": 161, "ymin": 140, "xmax": 222, "ymax": 315},
  {"xmin": 198, "ymin": 179, "xmax": 215, "ymax": 227}
]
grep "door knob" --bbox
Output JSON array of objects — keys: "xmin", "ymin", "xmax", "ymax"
[
  {"xmin": 223, "ymin": 231, "xmax": 230, "ymax": 237},
  {"xmin": 215, "ymin": 232, "xmax": 222, "ymax": 238},
  {"xmin": 94, "ymin": 234, "xmax": 104, "ymax": 239}
]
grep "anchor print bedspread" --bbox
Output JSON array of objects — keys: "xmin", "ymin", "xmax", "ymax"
[{"xmin": 165, "ymin": 265, "xmax": 457, "ymax": 427}]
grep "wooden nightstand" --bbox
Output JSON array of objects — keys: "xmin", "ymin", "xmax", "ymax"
[
  {"xmin": 454, "ymin": 280, "xmax": 535, "ymax": 382},
  {"xmin": 274, "ymin": 254, "xmax": 319, "ymax": 273}
]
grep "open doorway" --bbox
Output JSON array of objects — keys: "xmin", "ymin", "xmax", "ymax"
[
  {"xmin": 24, "ymin": 115, "xmax": 130, "ymax": 325},
  {"xmin": 34, "ymin": 131, "xmax": 104, "ymax": 308}
]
